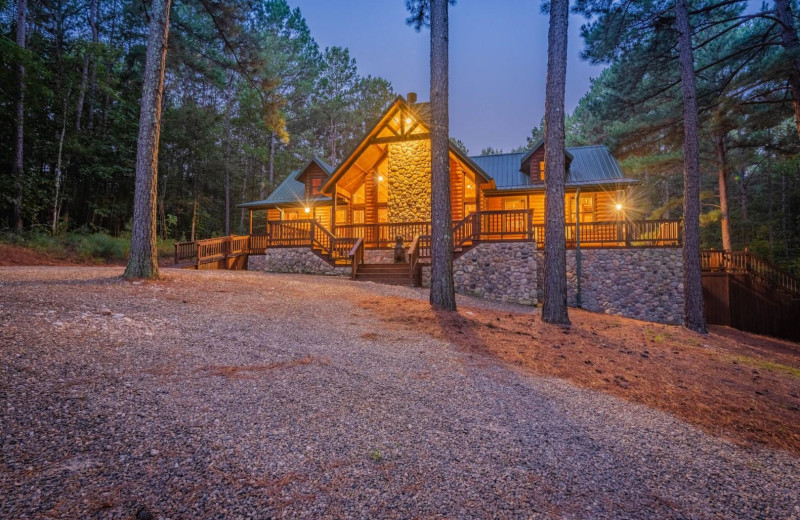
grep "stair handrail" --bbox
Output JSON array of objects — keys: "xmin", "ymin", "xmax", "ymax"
[
  {"xmin": 349, "ymin": 237, "xmax": 364, "ymax": 279},
  {"xmin": 701, "ymin": 250, "xmax": 800, "ymax": 298},
  {"xmin": 452, "ymin": 213, "xmax": 475, "ymax": 249}
]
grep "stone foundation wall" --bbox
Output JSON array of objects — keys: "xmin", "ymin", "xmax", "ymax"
[
  {"xmin": 387, "ymin": 141, "xmax": 431, "ymax": 222},
  {"xmin": 533, "ymin": 248, "xmax": 683, "ymax": 324},
  {"xmin": 248, "ymin": 248, "xmax": 350, "ymax": 277},
  {"xmin": 422, "ymin": 242, "xmax": 538, "ymax": 306}
]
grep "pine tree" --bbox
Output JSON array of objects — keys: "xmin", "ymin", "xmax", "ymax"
[
  {"xmin": 124, "ymin": 0, "xmax": 172, "ymax": 279},
  {"xmin": 541, "ymin": 0, "xmax": 570, "ymax": 326}
]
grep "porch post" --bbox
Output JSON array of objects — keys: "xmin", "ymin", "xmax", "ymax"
[
  {"xmin": 332, "ymin": 186, "xmax": 337, "ymax": 234},
  {"xmin": 248, "ymin": 209, "xmax": 253, "ymax": 235},
  {"xmin": 575, "ymin": 187, "xmax": 582, "ymax": 308}
]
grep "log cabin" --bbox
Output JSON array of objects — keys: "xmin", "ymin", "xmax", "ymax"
[{"xmin": 239, "ymin": 93, "xmax": 652, "ymax": 247}]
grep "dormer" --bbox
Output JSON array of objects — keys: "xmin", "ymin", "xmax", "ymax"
[
  {"xmin": 296, "ymin": 156, "xmax": 334, "ymax": 199},
  {"xmin": 519, "ymin": 139, "xmax": 573, "ymax": 183}
]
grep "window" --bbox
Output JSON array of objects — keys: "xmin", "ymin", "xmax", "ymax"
[
  {"xmin": 568, "ymin": 194, "xmax": 595, "ymax": 223},
  {"xmin": 336, "ymin": 207, "xmax": 348, "ymax": 225},
  {"xmin": 503, "ymin": 197, "xmax": 526, "ymax": 210},
  {"xmin": 353, "ymin": 209, "xmax": 365, "ymax": 224},
  {"xmin": 311, "ymin": 178, "xmax": 322, "ymax": 196},
  {"xmin": 378, "ymin": 208, "xmax": 388, "ymax": 223},
  {"xmin": 285, "ymin": 210, "xmax": 299, "ymax": 221},
  {"xmin": 539, "ymin": 161, "xmax": 545, "ymax": 181}
]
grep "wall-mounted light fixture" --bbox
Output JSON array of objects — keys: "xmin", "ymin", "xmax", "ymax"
[
  {"xmin": 405, "ymin": 117, "xmax": 412, "ymax": 125},
  {"xmin": 304, "ymin": 207, "xmax": 311, "ymax": 214},
  {"xmin": 378, "ymin": 175, "xmax": 384, "ymax": 182},
  {"xmin": 615, "ymin": 203, "xmax": 623, "ymax": 211}
]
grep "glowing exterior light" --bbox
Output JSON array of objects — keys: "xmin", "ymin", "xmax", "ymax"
[
  {"xmin": 405, "ymin": 117, "xmax": 412, "ymax": 124},
  {"xmin": 378, "ymin": 175, "xmax": 384, "ymax": 182},
  {"xmin": 615, "ymin": 203, "xmax": 623, "ymax": 211},
  {"xmin": 304, "ymin": 207, "xmax": 311, "ymax": 213}
]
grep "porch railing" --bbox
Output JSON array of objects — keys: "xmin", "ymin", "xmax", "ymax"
[
  {"xmin": 335, "ymin": 221, "xmax": 431, "ymax": 248},
  {"xmin": 700, "ymin": 250, "xmax": 800, "ymax": 298},
  {"xmin": 531, "ymin": 219, "xmax": 681, "ymax": 247}
]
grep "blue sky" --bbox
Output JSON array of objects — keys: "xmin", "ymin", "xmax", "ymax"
[{"xmin": 291, "ymin": 0, "xmax": 605, "ymax": 154}]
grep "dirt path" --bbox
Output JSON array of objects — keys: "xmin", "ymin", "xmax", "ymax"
[{"xmin": 1, "ymin": 267, "xmax": 798, "ymax": 519}]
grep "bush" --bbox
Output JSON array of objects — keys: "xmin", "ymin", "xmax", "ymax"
[{"xmin": 74, "ymin": 233, "xmax": 129, "ymax": 261}]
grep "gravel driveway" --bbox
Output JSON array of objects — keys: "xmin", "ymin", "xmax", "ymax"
[{"xmin": 1, "ymin": 267, "xmax": 799, "ymax": 519}]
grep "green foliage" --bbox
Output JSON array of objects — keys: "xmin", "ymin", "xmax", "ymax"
[
  {"xmin": 566, "ymin": 0, "xmax": 800, "ymax": 273},
  {"xmin": 449, "ymin": 137, "xmax": 468, "ymax": 154},
  {"xmin": 0, "ymin": 0, "xmax": 393, "ymax": 243}
]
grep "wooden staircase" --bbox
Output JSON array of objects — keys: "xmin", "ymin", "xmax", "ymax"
[{"xmin": 354, "ymin": 263, "xmax": 413, "ymax": 285}]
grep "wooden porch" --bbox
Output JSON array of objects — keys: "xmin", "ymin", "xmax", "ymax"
[{"xmin": 173, "ymin": 210, "xmax": 683, "ymax": 272}]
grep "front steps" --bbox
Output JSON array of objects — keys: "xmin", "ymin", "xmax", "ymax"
[{"xmin": 355, "ymin": 263, "xmax": 413, "ymax": 285}]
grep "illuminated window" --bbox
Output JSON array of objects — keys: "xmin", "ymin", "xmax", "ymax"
[
  {"xmin": 378, "ymin": 208, "xmax": 388, "ymax": 223},
  {"xmin": 285, "ymin": 210, "xmax": 298, "ymax": 221},
  {"xmin": 503, "ymin": 197, "xmax": 526, "ymax": 210},
  {"xmin": 377, "ymin": 176, "xmax": 388, "ymax": 203},
  {"xmin": 353, "ymin": 183, "xmax": 366, "ymax": 204},
  {"xmin": 336, "ymin": 207, "xmax": 348, "ymax": 224},
  {"xmin": 311, "ymin": 178, "xmax": 322, "ymax": 196},
  {"xmin": 353, "ymin": 209, "xmax": 365, "ymax": 224},
  {"xmin": 539, "ymin": 161, "xmax": 545, "ymax": 181},
  {"xmin": 568, "ymin": 194, "xmax": 595, "ymax": 222}
]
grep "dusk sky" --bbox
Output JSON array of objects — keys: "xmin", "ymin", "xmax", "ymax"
[{"xmin": 292, "ymin": 0, "xmax": 605, "ymax": 155}]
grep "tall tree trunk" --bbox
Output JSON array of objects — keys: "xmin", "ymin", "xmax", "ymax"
[
  {"xmin": 239, "ymin": 155, "xmax": 249, "ymax": 231},
  {"xmin": 268, "ymin": 131, "xmax": 275, "ymax": 188},
  {"xmin": 775, "ymin": 0, "xmax": 800, "ymax": 141},
  {"xmin": 191, "ymin": 171, "xmax": 199, "ymax": 242},
  {"xmin": 767, "ymin": 148, "xmax": 774, "ymax": 251},
  {"xmin": 87, "ymin": 0, "xmax": 100, "ymax": 131},
  {"xmin": 429, "ymin": 0, "xmax": 456, "ymax": 311},
  {"xmin": 663, "ymin": 177, "xmax": 670, "ymax": 219},
  {"xmin": 714, "ymin": 132, "xmax": 731, "ymax": 251},
  {"xmin": 52, "ymin": 95, "xmax": 69, "ymax": 234},
  {"xmin": 124, "ymin": 0, "xmax": 172, "ymax": 280},
  {"xmin": 224, "ymin": 106, "xmax": 232, "ymax": 236},
  {"xmin": 12, "ymin": 0, "xmax": 26, "ymax": 231},
  {"xmin": 541, "ymin": 0, "xmax": 570, "ymax": 325},
  {"xmin": 75, "ymin": 0, "xmax": 97, "ymax": 131},
  {"xmin": 675, "ymin": 0, "xmax": 706, "ymax": 333}
]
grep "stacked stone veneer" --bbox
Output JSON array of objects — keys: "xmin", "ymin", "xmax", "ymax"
[
  {"xmin": 532, "ymin": 248, "xmax": 684, "ymax": 324},
  {"xmin": 248, "ymin": 248, "xmax": 349, "ymax": 276},
  {"xmin": 421, "ymin": 242, "xmax": 538, "ymax": 306},
  {"xmin": 249, "ymin": 243, "xmax": 683, "ymax": 325},
  {"xmin": 387, "ymin": 141, "xmax": 431, "ymax": 222}
]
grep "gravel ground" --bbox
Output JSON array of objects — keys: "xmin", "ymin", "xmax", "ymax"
[{"xmin": 1, "ymin": 266, "xmax": 799, "ymax": 520}]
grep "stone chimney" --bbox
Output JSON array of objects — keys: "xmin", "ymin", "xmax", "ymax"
[{"xmin": 407, "ymin": 92, "xmax": 417, "ymax": 104}]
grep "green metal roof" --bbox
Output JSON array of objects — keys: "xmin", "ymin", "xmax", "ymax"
[
  {"xmin": 238, "ymin": 157, "xmax": 334, "ymax": 209},
  {"xmin": 469, "ymin": 145, "xmax": 635, "ymax": 189}
]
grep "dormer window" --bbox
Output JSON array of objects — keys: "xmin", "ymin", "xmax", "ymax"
[{"xmin": 311, "ymin": 177, "xmax": 322, "ymax": 196}]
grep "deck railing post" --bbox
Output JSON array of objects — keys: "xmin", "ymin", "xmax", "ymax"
[{"xmin": 527, "ymin": 211, "xmax": 533, "ymax": 241}]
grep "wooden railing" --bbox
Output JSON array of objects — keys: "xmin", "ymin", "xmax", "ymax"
[
  {"xmin": 267, "ymin": 220, "xmax": 313, "ymax": 247},
  {"xmin": 349, "ymin": 238, "xmax": 364, "ymax": 279},
  {"xmin": 174, "ymin": 240, "xmax": 197, "ymax": 265},
  {"xmin": 531, "ymin": 219, "xmax": 681, "ymax": 247},
  {"xmin": 701, "ymin": 250, "xmax": 800, "ymax": 298},
  {"xmin": 335, "ymin": 221, "xmax": 431, "ymax": 248},
  {"xmin": 474, "ymin": 210, "xmax": 533, "ymax": 241}
]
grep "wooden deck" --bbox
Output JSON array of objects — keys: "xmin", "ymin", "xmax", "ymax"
[{"xmin": 173, "ymin": 211, "xmax": 683, "ymax": 272}]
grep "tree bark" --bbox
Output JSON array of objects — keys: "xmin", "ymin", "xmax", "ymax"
[
  {"xmin": 87, "ymin": 0, "xmax": 100, "ymax": 131},
  {"xmin": 675, "ymin": 0, "xmax": 706, "ymax": 333},
  {"xmin": 541, "ymin": 0, "xmax": 570, "ymax": 326},
  {"xmin": 124, "ymin": 0, "xmax": 171, "ymax": 279},
  {"xmin": 714, "ymin": 132, "xmax": 731, "ymax": 251},
  {"xmin": 12, "ymin": 0, "xmax": 26, "ymax": 231},
  {"xmin": 268, "ymin": 131, "xmax": 275, "ymax": 189},
  {"xmin": 429, "ymin": 0, "xmax": 456, "ymax": 311},
  {"xmin": 75, "ymin": 0, "xmax": 97, "ymax": 131},
  {"xmin": 775, "ymin": 0, "xmax": 800, "ymax": 141},
  {"xmin": 52, "ymin": 95, "xmax": 69, "ymax": 234}
]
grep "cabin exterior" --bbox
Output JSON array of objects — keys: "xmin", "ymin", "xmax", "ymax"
[
  {"xmin": 170, "ymin": 94, "xmax": 686, "ymax": 324},
  {"xmin": 240, "ymin": 94, "xmax": 679, "ymax": 249}
]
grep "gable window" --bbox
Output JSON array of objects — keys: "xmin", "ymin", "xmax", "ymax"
[
  {"xmin": 311, "ymin": 178, "xmax": 323, "ymax": 196},
  {"xmin": 464, "ymin": 170, "xmax": 477, "ymax": 216}
]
